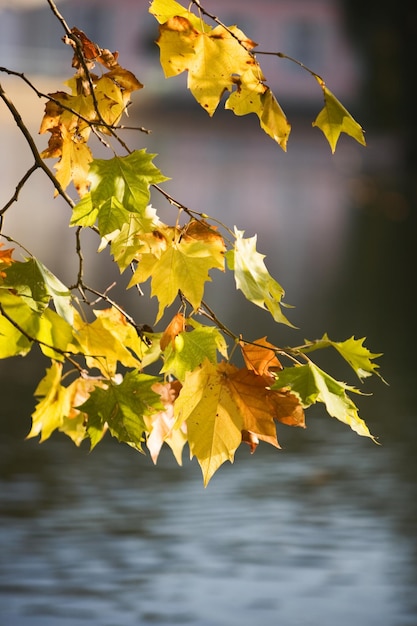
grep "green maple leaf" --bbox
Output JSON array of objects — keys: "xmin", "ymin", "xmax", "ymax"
[
  {"xmin": 272, "ymin": 362, "xmax": 377, "ymax": 441},
  {"xmin": 226, "ymin": 228, "xmax": 294, "ymax": 327},
  {"xmin": 1, "ymin": 257, "xmax": 73, "ymax": 324},
  {"xmin": 70, "ymin": 193, "xmax": 97, "ymax": 227},
  {"xmin": 89, "ymin": 151, "xmax": 169, "ymax": 212},
  {"xmin": 161, "ymin": 319, "xmax": 228, "ymax": 381},
  {"xmin": 81, "ymin": 370, "xmax": 164, "ymax": 451},
  {"xmin": 0, "ymin": 290, "xmax": 74, "ymax": 360},
  {"xmin": 96, "ymin": 196, "xmax": 130, "ymax": 238},
  {"xmin": 299, "ymin": 333, "xmax": 384, "ymax": 381},
  {"xmin": 312, "ymin": 78, "xmax": 366, "ymax": 153}
]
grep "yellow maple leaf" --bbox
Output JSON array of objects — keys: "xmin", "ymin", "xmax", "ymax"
[
  {"xmin": 157, "ymin": 17, "xmax": 259, "ymax": 116},
  {"xmin": 312, "ymin": 77, "xmax": 366, "ymax": 153},
  {"xmin": 226, "ymin": 84, "xmax": 291, "ymax": 150},
  {"xmin": 174, "ymin": 359, "xmax": 244, "ymax": 486},
  {"xmin": 57, "ymin": 128, "xmax": 93, "ymax": 197},
  {"xmin": 129, "ymin": 223, "xmax": 225, "ymax": 322},
  {"xmin": 174, "ymin": 359, "xmax": 296, "ymax": 485},
  {"xmin": 71, "ymin": 308, "xmax": 144, "ymax": 377},
  {"xmin": 27, "ymin": 362, "xmax": 68, "ymax": 442}
]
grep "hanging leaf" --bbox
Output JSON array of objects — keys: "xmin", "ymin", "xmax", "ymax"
[
  {"xmin": 226, "ymin": 85, "xmax": 290, "ymax": 150},
  {"xmin": 151, "ymin": 1, "xmax": 290, "ymax": 148},
  {"xmin": 27, "ymin": 362, "xmax": 68, "ymax": 442},
  {"xmin": 312, "ymin": 76, "xmax": 366, "ymax": 152},
  {"xmin": 150, "ymin": 0, "xmax": 209, "ymax": 31},
  {"xmin": 87, "ymin": 151, "xmax": 169, "ymax": 214},
  {"xmin": 129, "ymin": 222, "xmax": 225, "ymax": 322},
  {"xmin": 240, "ymin": 336, "xmax": 282, "ymax": 376},
  {"xmin": 161, "ymin": 317, "xmax": 228, "ymax": 381},
  {"xmin": 299, "ymin": 333, "xmax": 383, "ymax": 381},
  {"xmin": 173, "ymin": 359, "xmax": 245, "ymax": 486},
  {"xmin": 0, "ymin": 290, "xmax": 74, "ymax": 360},
  {"xmin": 226, "ymin": 228, "xmax": 294, "ymax": 327},
  {"xmin": 71, "ymin": 307, "xmax": 145, "ymax": 377},
  {"xmin": 145, "ymin": 380, "xmax": 186, "ymax": 464},
  {"xmin": 272, "ymin": 362, "xmax": 377, "ymax": 441},
  {"xmin": 80, "ymin": 370, "xmax": 164, "ymax": 451}
]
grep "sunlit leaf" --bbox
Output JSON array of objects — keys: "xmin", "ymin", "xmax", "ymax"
[
  {"xmin": 0, "ymin": 290, "xmax": 74, "ymax": 361},
  {"xmin": 272, "ymin": 362, "xmax": 377, "ymax": 441},
  {"xmin": 299, "ymin": 333, "xmax": 383, "ymax": 381},
  {"xmin": 72, "ymin": 307, "xmax": 145, "ymax": 377},
  {"xmin": 129, "ymin": 222, "xmax": 225, "ymax": 322},
  {"xmin": 312, "ymin": 77, "xmax": 366, "ymax": 153},
  {"xmin": 226, "ymin": 84, "xmax": 290, "ymax": 150},
  {"xmin": 240, "ymin": 336, "xmax": 282, "ymax": 376},
  {"xmin": 161, "ymin": 317, "xmax": 228, "ymax": 381},
  {"xmin": 145, "ymin": 380, "xmax": 185, "ymax": 464},
  {"xmin": 88, "ymin": 151, "xmax": 169, "ymax": 215},
  {"xmin": 150, "ymin": 0, "xmax": 210, "ymax": 32},
  {"xmin": 28, "ymin": 362, "xmax": 68, "ymax": 441},
  {"xmin": 226, "ymin": 228, "xmax": 294, "ymax": 326},
  {"xmin": 80, "ymin": 370, "xmax": 164, "ymax": 451},
  {"xmin": 174, "ymin": 359, "xmax": 244, "ymax": 486}
]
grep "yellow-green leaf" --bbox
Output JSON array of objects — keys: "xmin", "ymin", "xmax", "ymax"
[
  {"xmin": 312, "ymin": 77, "xmax": 366, "ymax": 153},
  {"xmin": 161, "ymin": 318, "xmax": 228, "ymax": 382},
  {"xmin": 226, "ymin": 228, "xmax": 294, "ymax": 327},
  {"xmin": 28, "ymin": 362, "xmax": 69, "ymax": 441},
  {"xmin": 226, "ymin": 85, "xmax": 290, "ymax": 150},
  {"xmin": 272, "ymin": 362, "xmax": 377, "ymax": 442},
  {"xmin": 299, "ymin": 333, "xmax": 383, "ymax": 381},
  {"xmin": 129, "ymin": 223, "xmax": 225, "ymax": 322}
]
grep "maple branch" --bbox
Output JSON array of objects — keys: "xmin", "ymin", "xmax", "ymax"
[
  {"xmin": 0, "ymin": 82, "xmax": 74, "ymax": 208},
  {"xmin": 190, "ymin": 1, "xmax": 251, "ymax": 51},
  {"xmin": 0, "ymin": 68, "xmax": 150, "ymax": 139},
  {"xmin": 198, "ymin": 299, "xmax": 238, "ymax": 341},
  {"xmin": 81, "ymin": 283, "xmax": 150, "ymax": 342},
  {"xmin": 45, "ymin": 0, "xmax": 135, "ymax": 154},
  {"xmin": 254, "ymin": 51, "xmax": 322, "ymax": 80},
  {"xmin": 0, "ymin": 164, "xmax": 38, "ymax": 224}
]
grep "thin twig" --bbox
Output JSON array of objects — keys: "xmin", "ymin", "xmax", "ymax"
[
  {"xmin": 0, "ymin": 82, "xmax": 74, "ymax": 207},
  {"xmin": 0, "ymin": 164, "xmax": 38, "ymax": 221}
]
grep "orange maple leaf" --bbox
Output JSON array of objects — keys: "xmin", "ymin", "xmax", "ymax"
[
  {"xmin": 0, "ymin": 243, "xmax": 15, "ymax": 278},
  {"xmin": 219, "ymin": 362, "xmax": 281, "ymax": 449},
  {"xmin": 240, "ymin": 336, "xmax": 282, "ymax": 376},
  {"xmin": 160, "ymin": 312, "xmax": 185, "ymax": 351}
]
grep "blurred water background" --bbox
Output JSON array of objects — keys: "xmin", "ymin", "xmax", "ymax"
[{"xmin": 0, "ymin": 1, "xmax": 416, "ymax": 625}]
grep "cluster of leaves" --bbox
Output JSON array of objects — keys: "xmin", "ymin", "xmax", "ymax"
[{"xmin": 0, "ymin": 0, "xmax": 382, "ymax": 485}]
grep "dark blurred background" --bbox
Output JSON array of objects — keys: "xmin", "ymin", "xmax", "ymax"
[{"xmin": 1, "ymin": 2, "xmax": 416, "ymax": 625}]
